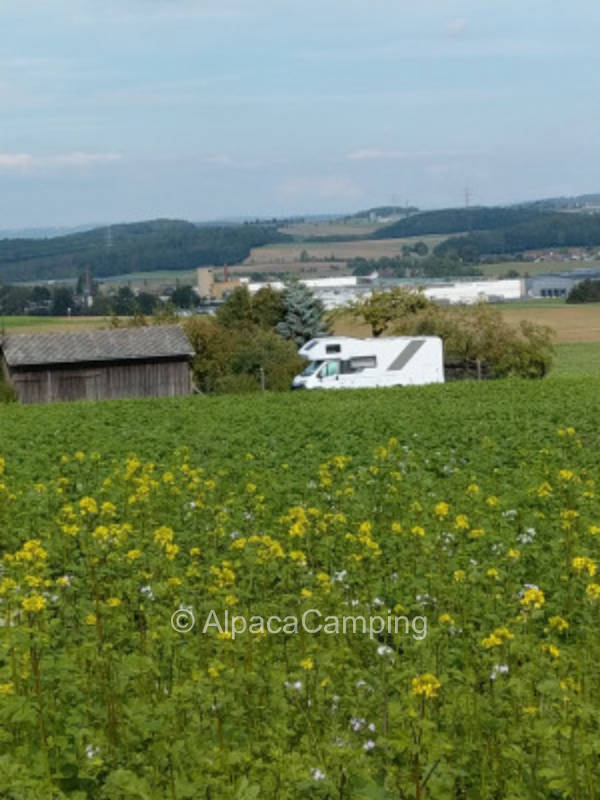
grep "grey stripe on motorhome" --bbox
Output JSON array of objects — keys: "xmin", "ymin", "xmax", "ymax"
[{"xmin": 386, "ymin": 339, "xmax": 426, "ymax": 371}]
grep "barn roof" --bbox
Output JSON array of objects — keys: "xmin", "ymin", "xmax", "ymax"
[{"xmin": 1, "ymin": 324, "xmax": 194, "ymax": 367}]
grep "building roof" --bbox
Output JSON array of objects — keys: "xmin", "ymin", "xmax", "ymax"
[{"xmin": 1, "ymin": 324, "xmax": 194, "ymax": 368}]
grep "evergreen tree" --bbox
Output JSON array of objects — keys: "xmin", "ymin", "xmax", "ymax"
[{"xmin": 276, "ymin": 281, "xmax": 330, "ymax": 346}]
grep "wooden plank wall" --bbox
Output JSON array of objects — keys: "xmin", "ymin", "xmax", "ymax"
[{"xmin": 8, "ymin": 359, "xmax": 193, "ymax": 404}]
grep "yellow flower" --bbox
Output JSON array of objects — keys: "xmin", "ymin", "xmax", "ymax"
[
  {"xmin": 482, "ymin": 627, "xmax": 513, "ymax": 648},
  {"xmin": 167, "ymin": 577, "xmax": 182, "ymax": 588},
  {"xmin": 454, "ymin": 514, "xmax": 469, "ymax": 530},
  {"xmin": 245, "ymin": 482, "xmax": 256, "ymax": 493},
  {"xmin": 549, "ymin": 615, "xmax": 569, "ymax": 632},
  {"xmin": 411, "ymin": 526, "xmax": 425, "ymax": 537},
  {"xmin": 106, "ymin": 597, "xmax": 121, "ymax": 607},
  {"xmin": 154, "ymin": 526, "xmax": 174, "ymax": 546},
  {"xmin": 74, "ymin": 451, "xmax": 85, "ymax": 462},
  {"xmin": 585, "ymin": 583, "xmax": 600, "ymax": 600},
  {"xmin": 85, "ymin": 614, "xmax": 97, "ymax": 625},
  {"xmin": 79, "ymin": 496, "xmax": 98, "ymax": 515},
  {"xmin": 558, "ymin": 469, "xmax": 576, "ymax": 482},
  {"xmin": 165, "ymin": 543, "xmax": 180, "ymax": 561},
  {"xmin": 217, "ymin": 631, "xmax": 232, "ymax": 641},
  {"xmin": 469, "ymin": 528, "xmax": 485, "ymax": 539},
  {"xmin": 289, "ymin": 550, "xmax": 307, "ymax": 564},
  {"xmin": 126, "ymin": 549, "xmax": 142, "ymax": 561},
  {"xmin": 0, "ymin": 683, "xmax": 15, "ymax": 695},
  {"xmin": 22, "ymin": 594, "xmax": 46, "ymax": 613},
  {"xmin": 207, "ymin": 666, "xmax": 220, "ymax": 679},
  {"xmin": 507, "ymin": 548, "xmax": 520, "ymax": 560},
  {"xmin": 100, "ymin": 501, "xmax": 117, "ymax": 517},
  {"xmin": 486, "ymin": 496, "xmax": 499, "ymax": 507},
  {"xmin": 391, "ymin": 522, "xmax": 403, "ymax": 533},
  {"xmin": 536, "ymin": 481, "xmax": 553, "ymax": 498},
  {"xmin": 466, "ymin": 483, "xmax": 480, "ymax": 494},
  {"xmin": 301, "ymin": 588, "xmax": 313, "ymax": 598},
  {"xmin": 189, "ymin": 546, "xmax": 201, "ymax": 556},
  {"xmin": 411, "ymin": 673, "xmax": 441, "ymax": 699},
  {"xmin": 453, "ymin": 569, "xmax": 466, "ymax": 583},
  {"xmin": 541, "ymin": 643, "xmax": 560, "ymax": 659},
  {"xmin": 224, "ymin": 594, "xmax": 238, "ymax": 606},
  {"xmin": 523, "ymin": 706, "xmax": 538, "ymax": 715},
  {"xmin": 589, "ymin": 525, "xmax": 600, "ymax": 536},
  {"xmin": 438, "ymin": 613, "xmax": 455, "ymax": 625},
  {"xmin": 434, "ymin": 502, "xmax": 450, "ymax": 518},
  {"xmin": 520, "ymin": 587, "xmax": 545, "ymax": 609},
  {"xmin": 572, "ymin": 556, "xmax": 596, "ymax": 577},
  {"xmin": 25, "ymin": 575, "xmax": 43, "ymax": 587},
  {"xmin": 300, "ymin": 658, "xmax": 314, "ymax": 670},
  {"xmin": 486, "ymin": 568, "xmax": 499, "ymax": 579},
  {"xmin": 0, "ymin": 577, "xmax": 18, "ymax": 595}
]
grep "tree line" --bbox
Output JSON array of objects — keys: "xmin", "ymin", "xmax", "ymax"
[
  {"xmin": 434, "ymin": 213, "xmax": 600, "ymax": 262},
  {"xmin": 0, "ymin": 220, "xmax": 290, "ymax": 283}
]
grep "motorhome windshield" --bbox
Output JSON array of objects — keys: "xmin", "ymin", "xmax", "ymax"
[{"xmin": 301, "ymin": 360, "xmax": 323, "ymax": 377}]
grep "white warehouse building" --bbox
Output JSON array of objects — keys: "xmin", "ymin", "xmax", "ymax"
[{"xmin": 245, "ymin": 275, "xmax": 524, "ymax": 309}]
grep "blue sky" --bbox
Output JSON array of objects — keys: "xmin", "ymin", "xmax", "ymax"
[{"xmin": 1, "ymin": 0, "xmax": 599, "ymax": 227}]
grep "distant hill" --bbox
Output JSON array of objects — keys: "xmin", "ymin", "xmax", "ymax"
[
  {"xmin": 0, "ymin": 224, "xmax": 100, "ymax": 240},
  {"xmin": 346, "ymin": 205, "xmax": 419, "ymax": 221},
  {"xmin": 435, "ymin": 211, "xmax": 600, "ymax": 261},
  {"xmin": 513, "ymin": 193, "xmax": 600, "ymax": 211},
  {"xmin": 371, "ymin": 206, "xmax": 546, "ymax": 239},
  {"xmin": 0, "ymin": 219, "xmax": 291, "ymax": 283}
]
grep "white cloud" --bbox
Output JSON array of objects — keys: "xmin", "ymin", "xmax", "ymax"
[{"xmin": 0, "ymin": 152, "xmax": 122, "ymax": 170}]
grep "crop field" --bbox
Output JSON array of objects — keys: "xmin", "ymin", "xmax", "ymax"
[
  {"xmin": 1, "ymin": 380, "xmax": 600, "ymax": 799},
  {"xmin": 279, "ymin": 221, "xmax": 383, "ymax": 238},
  {"xmin": 477, "ymin": 260, "xmax": 600, "ymax": 278},
  {"xmin": 501, "ymin": 303, "xmax": 600, "ymax": 343},
  {"xmin": 244, "ymin": 235, "xmax": 447, "ymax": 266},
  {"xmin": 0, "ymin": 317, "xmax": 109, "ymax": 335}
]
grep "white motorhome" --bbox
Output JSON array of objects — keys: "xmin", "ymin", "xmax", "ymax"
[{"xmin": 291, "ymin": 336, "xmax": 444, "ymax": 390}]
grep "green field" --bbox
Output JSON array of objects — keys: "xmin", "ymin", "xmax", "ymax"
[
  {"xmin": 1, "ymin": 381, "xmax": 600, "ymax": 797},
  {"xmin": 553, "ymin": 341, "xmax": 600, "ymax": 376}
]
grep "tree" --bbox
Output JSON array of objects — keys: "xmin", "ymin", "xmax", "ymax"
[
  {"xmin": 276, "ymin": 281, "xmax": 330, "ymax": 346},
  {"xmin": 345, "ymin": 286, "xmax": 433, "ymax": 337},
  {"xmin": 112, "ymin": 287, "xmax": 136, "ymax": 316},
  {"xmin": 136, "ymin": 292, "xmax": 159, "ymax": 315},
  {"xmin": 413, "ymin": 241, "xmax": 429, "ymax": 256},
  {"xmin": 567, "ymin": 279, "xmax": 600, "ymax": 303},
  {"xmin": 250, "ymin": 287, "xmax": 285, "ymax": 329},
  {"xmin": 216, "ymin": 286, "xmax": 254, "ymax": 329},
  {"xmin": 170, "ymin": 285, "xmax": 197, "ymax": 309},
  {"xmin": 51, "ymin": 287, "xmax": 75, "ymax": 315}
]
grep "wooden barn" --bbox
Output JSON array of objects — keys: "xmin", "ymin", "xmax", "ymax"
[{"xmin": 0, "ymin": 325, "xmax": 195, "ymax": 404}]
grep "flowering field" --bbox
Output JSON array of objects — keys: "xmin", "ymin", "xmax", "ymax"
[{"xmin": 1, "ymin": 379, "xmax": 600, "ymax": 799}]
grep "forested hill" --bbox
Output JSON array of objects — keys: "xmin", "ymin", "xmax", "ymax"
[
  {"xmin": 370, "ymin": 206, "xmax": 548, "ymax": 239},
  {"xmin": 434, "ymin": 212, "xmax": 600, "ymax": 261},
  {"xmin": 0, "ymin": 219, "xmax": 290, "ymax": 283}
]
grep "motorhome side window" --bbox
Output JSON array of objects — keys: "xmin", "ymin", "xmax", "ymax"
[
  {"xmin": 349, "ymin": 356, "xmax": 377, "ymax": 371},
  {"xmin": 322, "ymin": 361, "xmax": 340, "ymax": 377}
]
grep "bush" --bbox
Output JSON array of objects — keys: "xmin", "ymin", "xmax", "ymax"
[
  {"xmin": 390, "ymin": 302, "xmax": 554, "ymax": 379},
  {"xmin": 183, "ymin": 316, "xmax": 304, "ymax": 394}
]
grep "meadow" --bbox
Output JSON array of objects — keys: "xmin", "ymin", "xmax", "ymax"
[{"xmin": 1, "ymin": 380, "xmax": 600, "ymax": 798}]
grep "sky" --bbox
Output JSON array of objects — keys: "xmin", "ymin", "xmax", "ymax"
[{"xmin": 1, "ymin": 0, "xmax": 599, "ymax": 228}]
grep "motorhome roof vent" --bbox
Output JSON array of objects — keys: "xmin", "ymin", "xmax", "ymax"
[{"xmin": 325, "ymin": 344, "xmax": 341, "ymax": 353}]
